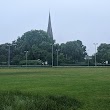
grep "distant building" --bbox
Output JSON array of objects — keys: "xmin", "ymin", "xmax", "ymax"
[
  {"xmin": 47, "ymin": 13, "xmax": 54, "ymax": 66},
  {"xmin": 47, "ymin": 13, "xmax": 53, "ymax": 40}
]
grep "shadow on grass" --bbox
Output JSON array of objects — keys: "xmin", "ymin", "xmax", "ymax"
[{"xmin": 0, "ymin": 91, "xmax": 82, "ymax": 110}]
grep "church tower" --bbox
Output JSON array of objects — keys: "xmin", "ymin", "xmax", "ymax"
[{"xmin": 47, "ymin": 13, "xmax": 53, "ymax": 39}]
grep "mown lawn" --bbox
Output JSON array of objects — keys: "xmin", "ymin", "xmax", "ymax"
[{"xmin": 0, "ymin": 67, "xmax": 110, "ymax": 110}]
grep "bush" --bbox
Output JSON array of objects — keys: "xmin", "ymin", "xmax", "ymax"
[{"xmin": 19, "ymin": 59, "xmax": 43, "ymax": 65}]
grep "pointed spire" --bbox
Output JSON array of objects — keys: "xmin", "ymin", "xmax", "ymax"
[{"xmin": 47, "ymin": 12, "xmax": 53, "ymax": 39}]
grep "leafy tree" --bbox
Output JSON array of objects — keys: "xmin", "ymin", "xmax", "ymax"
[
  {"xmin": 97, "ymin": 43, "xmax": 110, "ymax": 64},
  {"xmin": 0, "ymin": 44, "xmax": 8, "ymax": 64},
  {"xmin": 12, "ymin": 30, "xmax": 53, "ymax": 65},
  {"xmin": 0, "ymin": 29, "xmax": 87, "ymax": 66},
  {"xmin": 60, "ymin": 40, "xmax": 87, "ymax": 64}
]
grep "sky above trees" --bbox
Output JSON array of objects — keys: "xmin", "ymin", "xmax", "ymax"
[{"xmin": 0, "ymin": 0, "xmax": 110, "ymax": 55}]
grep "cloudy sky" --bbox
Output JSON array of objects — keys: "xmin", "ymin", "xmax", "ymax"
[{"xmin": 0, "ymin": 0, "xmax": 110, "ymax": 55}]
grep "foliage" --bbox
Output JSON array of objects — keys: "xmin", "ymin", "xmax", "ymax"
[
  {"xmin": 0, "ymin": 44, "xmax": 8, "ymax": 64},
  {"xmin": 19, "ymin": 59, "xmax": 43, "ymax": 65},
  {"xmin": 0, "ymin": 30, "xmax": 53, "ymax": 65},
  {"xmin": 0, "ymin": 30, "xmax": 87, "ymax": 65},
  {"xmin": 60, "ymin": 40, "xmax": 87, "ymax": 64},
  {"xmin": 97, "ymin": 43, "xmax": 110, "ymax": 64}
]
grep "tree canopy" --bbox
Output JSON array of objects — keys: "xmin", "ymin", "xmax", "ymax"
[
  {"xmin": 60, "ymin": 40, "xmax": 87, "ymax": 64},
  {"xmin": 97, "ymin": 43, "xmax": 110, "ymax": 64},
  {"xmin": 0, "ymin": 30, "xmax": 87, "ymax": 65}
]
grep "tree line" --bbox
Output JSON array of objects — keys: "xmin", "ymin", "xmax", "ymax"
[{"xmin": 0, "ymin": 30, "xmax": 110, "ymax": 66}]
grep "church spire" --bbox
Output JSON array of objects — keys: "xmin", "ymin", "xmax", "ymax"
[{"xmin": 47, "ymin": 12, "xmax": 53, "ymax": 39}]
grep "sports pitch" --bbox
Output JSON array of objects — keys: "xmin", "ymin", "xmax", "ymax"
[{"xmin": 0, "ymin": 67, "xmax": 110, "ymax": 110}]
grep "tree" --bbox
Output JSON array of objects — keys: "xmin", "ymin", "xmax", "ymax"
[
  {"xmin": 11, "ymin": 30, "xmax": 53, "ymax": 65},
  {"xmin": 0, "ymin": 44, "xmax": 8, "ymax": 64},
  {"xmin": 60, "ymin": 40, "xmax": 87, "ymax": 64},
  {"xmin": 0, "ymin": 29, "xmax": 87, "ymax": 66},
  {"xmin": 97, "ymin": 43, "xmax": 110, "ymax": 64}
]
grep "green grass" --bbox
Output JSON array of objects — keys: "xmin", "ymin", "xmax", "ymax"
[
  {"xmin": 0, "ymin": 67, "xmax": 110, "ymax": 110},
  {"xmin": 0, "ymin": 91, "xmax": 81, "ymax": 110}
]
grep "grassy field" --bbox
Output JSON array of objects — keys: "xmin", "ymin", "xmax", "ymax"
[{"xmin": 0, "ymin": 67, "xmax": 110, "ymax": 110}]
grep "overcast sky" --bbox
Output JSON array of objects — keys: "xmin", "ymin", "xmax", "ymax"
[{"xmin": 0, "ymin": 0, "xmax": 110, "ymax": 55}]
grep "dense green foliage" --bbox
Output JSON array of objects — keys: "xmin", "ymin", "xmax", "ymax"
[
  {"xmin": 0, "ymin": 67, "xmax": 110, "ymax": 110},
  {"xmin": 0, "ymin": 30, "xmax": 87, "ymax": 66},
  {"xmin": 1, "ymin": 29, "xmax": 110, "ymax": 65},
  {"xmin": 60, "ymin": 40, "xmax": 86, "ymax": 64},
  {"xmin": 97, "ymin": 43, "xmax": 110, "ymax": 64},
  {"xmin": 12, "ymin": 30, "xmax": 53, "ymax": 65}
]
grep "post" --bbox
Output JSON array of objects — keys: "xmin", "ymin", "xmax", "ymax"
[
  {"xmin": 7, "ymin": 44, "xmax": 16, "ymax": 67},
  {"xmin": 8, "ymin": 45, "xmax": 10, "ymax": 67},
  {"xmin": 56, "ymin": 49, "xmax": 59, "ymax": 66},
  {"xmin": 57, "ymin": 50, "xmax": 58, "ymax": 66},
  {"xmin": 88, "ymin": 55, "xmax": 89, "ymax": 66},
  {"xmin": 93, "ymin": 43, "xmax": 98, "ymax": 66},
  {"xmin": 52, "ymin": 44, "xmax": 53, "ymax": 67},
  {"xmin": 87, "ymin": 50, "xmax": 89, "ymax": 66},
  {"xmin": 24, "ymin": 51, "xmax": 28, "ymax": 67}
]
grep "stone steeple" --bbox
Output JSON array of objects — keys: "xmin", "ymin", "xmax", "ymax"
[{"xmin": 47, "ymin": 13, "xmax": 53, "ymax": 39}]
